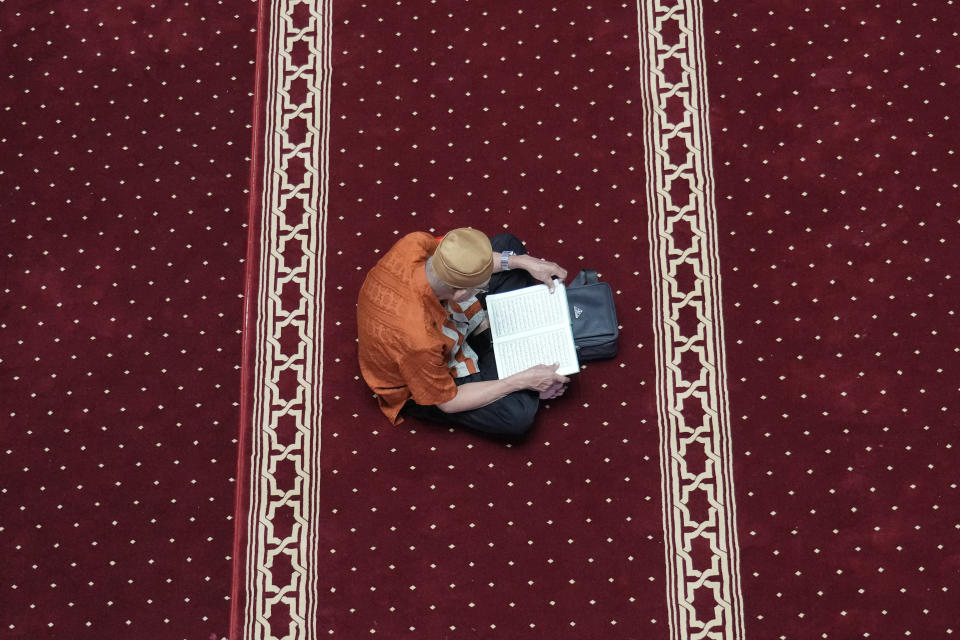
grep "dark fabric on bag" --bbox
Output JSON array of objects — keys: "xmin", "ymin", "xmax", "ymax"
[{"xmin": 566, "ymin": 269, "xmax": 619, "ymax": 361}]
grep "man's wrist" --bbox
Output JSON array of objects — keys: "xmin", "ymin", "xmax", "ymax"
[
  {"xmin": 500, "ymin": 250, "xmax": 514, "ymax": 272},
  {"xmin": 501, "ymin": 374, "xmax": 524, "ymax": 394},
  {"xmin": 509, "ymin": 252, "xmax": 532, "ymax": 271}
]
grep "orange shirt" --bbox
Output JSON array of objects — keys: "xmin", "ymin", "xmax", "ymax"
[{"xmin": 357, "ymin": 232, "xmax": 484, "ymax": 424}]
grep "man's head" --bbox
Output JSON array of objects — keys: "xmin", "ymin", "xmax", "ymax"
[{"xmin": 427, "ymin": 228, "xmax": 493, "ymax": 302}]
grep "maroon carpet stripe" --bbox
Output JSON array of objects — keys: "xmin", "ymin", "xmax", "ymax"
[
  {"xmin": 231, "ymin": 0, "xmax": 271, "ymax": 635},
  {"xmin": 705, "ymin": 1, "xmax": 960, "ymax": 638},
  {"xmin": 313, "ymin": 2, "xmax": 663, "ymax": 637},
  {"xmin": 1, "ymin": 1, "xmax": 258, "ymax": 638}
]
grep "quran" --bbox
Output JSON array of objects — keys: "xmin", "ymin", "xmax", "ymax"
[{"xmin": 485, "ymin": 282, "xmax": 580, "ymax": 379}]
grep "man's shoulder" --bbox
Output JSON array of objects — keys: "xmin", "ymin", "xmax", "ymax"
[
  {"xmin": 368, "ymin": 232, "xmax": 435, "ymax": 277},
  {"xmin": 358, "ymin": 230, "xmax": 442, "ymax": 350},
  {"xmin": 390, "ymin": 231, "xmax": 437, "ymax": 254},
  {"xmin": 357, "ymin": 277, "xmax": 437, "ymax": 341}
]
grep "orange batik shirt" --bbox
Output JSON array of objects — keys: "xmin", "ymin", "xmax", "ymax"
[{"xmin": 357, "ymin": 232, "xmax": 487, "ymax": 424}]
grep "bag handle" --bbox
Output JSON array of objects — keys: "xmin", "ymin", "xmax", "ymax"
[{"xmin": 570, "ymin": 269, "xmax": 599, "ymax": 287}]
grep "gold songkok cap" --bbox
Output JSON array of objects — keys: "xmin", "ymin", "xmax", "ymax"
[{"xmin": 432, "ymin": 228, "xmax": 493, "ymax": 288}]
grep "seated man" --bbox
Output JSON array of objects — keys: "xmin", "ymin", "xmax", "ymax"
[{"xmin": 357, "ymin": 228, "xmax": 570, "ymax": 436}]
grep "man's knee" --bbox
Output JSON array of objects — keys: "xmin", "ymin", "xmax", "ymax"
[
  {"xmin": 512, "ymin": 393, "xmax": 539, "ymax": 434},
  {"xmin": 489, "ymin": 233, "xmax": 526, "ymax": 255},
  {"xmin": 482, "ymin": 391, "xmax": 538, "ymax": 436}
]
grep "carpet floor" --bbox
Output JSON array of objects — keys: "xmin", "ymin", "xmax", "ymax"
[
  {"xmin": 0, "ymin": 1, "xmax": 258, "ymax": 638},
  {"xmin": 708, "ymin": 2, "xmax": 960, "ymax": 638},
  {"xmin": 3, "ymin": 1, "xmax": 958, "ymax": 639},
  {"xmin": 234, "ymin": 1, "xmax": 959, "ymax": 638}
]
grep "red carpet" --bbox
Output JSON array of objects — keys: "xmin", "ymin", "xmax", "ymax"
[
  {"xmin": 234, "ymin": 0, "xmax": 960, "ymax": 638},
  {"xmin": 3, "ymin": 0, "xmax": 958, "ymax": 638},
  {"xmin": 234, "ymin": 2, "xmax": 668, "ymax": 636},
  {"xmin": 0, "ymin": 1, "xmax": 258, "ymax": 638},
  {"xmin": 707, "ymin": 2, "xmax": 960, "ymax": 638}
]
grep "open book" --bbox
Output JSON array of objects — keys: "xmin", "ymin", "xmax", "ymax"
[{"xmin": 486, "ymin": 282, "xmax": 580, "ymax": 379}]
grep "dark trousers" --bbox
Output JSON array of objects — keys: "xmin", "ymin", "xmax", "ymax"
[{"xmin": 402, "ymin": 233, "xmax": 539, "ymax": 436}]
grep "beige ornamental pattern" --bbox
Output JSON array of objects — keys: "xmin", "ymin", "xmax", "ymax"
[{"xmin": 637, "ymin": 0, "xmax": 746, "ymax": 638}]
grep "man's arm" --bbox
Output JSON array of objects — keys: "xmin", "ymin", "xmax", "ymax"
[
  {"xmin": 436, "ymin": 363, "xmax": 569, "ymax": 413},
  {"xmin": 492, "ymin": 251, "xmax": 567, "ymax": 292}
]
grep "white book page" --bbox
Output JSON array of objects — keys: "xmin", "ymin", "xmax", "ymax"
[
  {"xmin": 487, "ymin": 283, "xmax": 569, "ymax": 340},
  {"xmin": 486, "ymin": 283, "xmax": 579, "ymax": 379},
  {"xmin": 492, "ymin": 326, "xmax": 580, "ymax": 378}
]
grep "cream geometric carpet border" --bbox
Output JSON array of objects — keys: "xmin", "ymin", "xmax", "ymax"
[
  {"xmin": 636, "ymin": 1, "xmax": 746, "ymax": 638},
  {"xmin": 242, "ymin": 0, "xmax": 331, "ymax": 638}
]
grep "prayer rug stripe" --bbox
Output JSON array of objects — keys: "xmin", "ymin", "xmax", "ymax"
[
  {"xmin": 235, "ymin": 0, "xmax": 333, "ymax": 637},
  {"xmin": 636, "ymin": 0, "xmax": 746, "ymax": 637}
]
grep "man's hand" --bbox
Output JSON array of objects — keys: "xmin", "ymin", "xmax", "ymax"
[
  {"xmin": 508, "ymin": 363, "xmax": 570, "ymax": 399},
  {"xmin": 537, "ymin": 379, "xmax": 568, "ymax": 400},
  {"xmin": 515, "ymin": 254, "xmax": 567, "ymax": 292}
]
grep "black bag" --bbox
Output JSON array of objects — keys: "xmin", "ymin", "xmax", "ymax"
[{"xmin": 566, "ymin": 269, "xmax": 619, "ymax": 361}]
